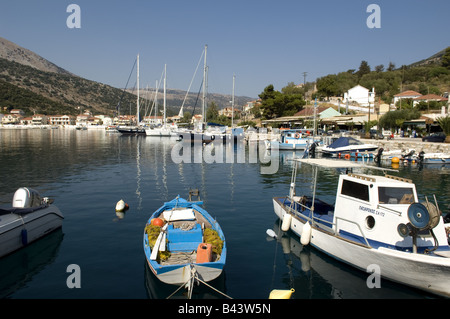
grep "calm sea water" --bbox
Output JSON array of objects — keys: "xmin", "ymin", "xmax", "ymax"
[{"xmin": 0, "ymin": 128, "xmax": 449, "ymax": 299}]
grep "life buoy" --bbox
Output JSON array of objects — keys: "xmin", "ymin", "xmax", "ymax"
[{"xmin": 294, "ymin": 133, "xmax": 300, "ymax": 139}]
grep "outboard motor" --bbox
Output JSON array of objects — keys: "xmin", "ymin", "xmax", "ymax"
[
  {"xmin": 401, "ymin": 150, "xmax": 415, "ymax": 161},
  {"xmin": 417, "ymin": 151, "xmax": 425, "ymax": 163},
  {"xmin": 375, "ymin": 147, "xmax": 384, "ymax": 163},
  {"xmin": 12, "ymin": 187, "xmax": 42, "ymax": 208},
  {"xmin": 310, "ymin": 142, "xmax": 317, "ymax": 157}
]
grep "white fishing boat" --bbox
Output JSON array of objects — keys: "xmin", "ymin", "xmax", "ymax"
[
  {"xmin": 0, "ymin": 187, "xmax": 64, "ymax": 258},
  {"xmin": 320, "ymin": 136, "xmax": 378, "ymax": 156},
  {"xmin": 273, "ymin": 158, "xmax": 450, "ymax": 297}
]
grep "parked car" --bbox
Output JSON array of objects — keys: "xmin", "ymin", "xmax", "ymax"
[
  {"xmin": 422, "ymin": 132, "xmax": 446, "ymax": 143},
  {"xmin": 359, "ymin": 129, "xmax": 384, "ymax": 140}
]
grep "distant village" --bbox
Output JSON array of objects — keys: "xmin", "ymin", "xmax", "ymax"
[
  {"xmin": 1, "ymin": 84, "xmax": 449, "ymax": 131},
  {"xmin": 0, "ymin": 99, "xmax": 259, "ymax": 128}
]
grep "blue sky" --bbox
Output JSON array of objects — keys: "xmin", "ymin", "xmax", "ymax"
[{"xmin": 1, "ymin": 0, "xmax": 449, "ymax": 98}]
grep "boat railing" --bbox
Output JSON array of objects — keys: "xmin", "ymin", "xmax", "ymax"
[
  {"xmin": 335, "ymin": 216, "xmax": 371, "ymax": 247},
  {"xmin": 284, "ymin": 201, "xmax": 372, "ymax": 248},
  {"xmin": 376, "ymin": 204, "xmax": 403, "ymax": 216}
]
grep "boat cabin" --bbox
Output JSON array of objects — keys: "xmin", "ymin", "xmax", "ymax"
[{"xmin": 329, "ymin": 172, "xmax": 446, "ymax": 251}]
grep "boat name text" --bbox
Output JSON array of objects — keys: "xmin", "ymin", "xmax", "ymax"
[{"xmin": 359, "ymin": 205, "xmax": 385, "ymax": 217}]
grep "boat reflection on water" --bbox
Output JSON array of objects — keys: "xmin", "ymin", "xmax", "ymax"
[
  {"xmin": 269, "ymin": 222, "xmax": 432, "ymax": 299},
  {"xmin": 0, "ymin": 228, "xmax": 64, "ymax": 298},
  {"xmin": 144, "ymin": 260, "xmax": 227, "ymax": 299}
]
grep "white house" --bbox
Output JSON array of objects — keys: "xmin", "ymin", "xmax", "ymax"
[
  {"xmin": 393, "ymin": 90, "xmax": 422, "ymax": 106},
  {"xmin": 343, "ymin": 85, "xmax": 375, "ymax": 107}
]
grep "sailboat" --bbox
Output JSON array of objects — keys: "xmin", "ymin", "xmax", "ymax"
[
  {"xmin": 146, "ymin": 64, "xmax": 175, "ymax": 137},
  {"xmin": 118, "ymin": 54, "xmax": 146, "ymax": 135},
  {"xmin": 177, "ymin": 45, "xmax": 217, "ymax": 145}
]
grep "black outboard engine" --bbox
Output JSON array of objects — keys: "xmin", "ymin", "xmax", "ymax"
[
  {"xmin": 401, "ymin": 150, "xmax": 415, "ymax": 161},
  {"xmin": 375, "ymin": 147, "xmax": 384, "ymax": 163},
  {"xmin": 417, "ymin": 151, "xmax": 425, "ymax": 163}
]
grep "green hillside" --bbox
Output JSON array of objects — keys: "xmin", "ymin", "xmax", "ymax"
[
  {"xmin": 315, "ymin": 47, "xmax": 450, "ymax": 103},
  {"xmin": 0, "ymin": 58, "xmax": 137, "ymax": 116}
]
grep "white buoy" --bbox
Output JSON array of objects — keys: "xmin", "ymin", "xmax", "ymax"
[
  {"xmin": 300, "ymin": 222, "xmax": 312, "ymax": 246},
  {"xmin": 115, "ymin": 199, "xmax": 128, "ymax": 212},
  {"xmin": 281, "ymin": 213, "xmax": 292, "ymax": 232},
  {"xmin": 266, "ymin": 229, "xmax": 277, "ymax": 238}
]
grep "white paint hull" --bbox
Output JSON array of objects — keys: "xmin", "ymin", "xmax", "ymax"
[
  {"xmin": 273, "ymin": 198, "xmax": 450, "ymax": 297},
  {"xmin": 0, "ymin": 206, "xmax": 64, "ymax": 258},
  {"xmin": 146, "ymin": 260, "xmax": 224, "ymax": 285}
]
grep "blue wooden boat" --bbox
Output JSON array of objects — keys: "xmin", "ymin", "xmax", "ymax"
[
  {"xmin": 265, "ymin": 129, "xmax": 318, "ymax": 150},
  {"xmin": 143, "ymin": 196, "xmax": 226, "ymax": 290}
]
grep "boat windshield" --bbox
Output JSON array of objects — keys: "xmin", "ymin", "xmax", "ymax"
[{"xmin": 378, "ymin": 187, "xmax": 414, "ymax": 204}]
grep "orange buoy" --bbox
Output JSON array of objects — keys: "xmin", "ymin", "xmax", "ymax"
[
  {"xmin": 151, "ymin": 218, "xmax": 164, "ymax": 227},
  {"xmin": 392, "ymin": 157, "xmax": 400, "ymax": 164},
  {"xmin": 344, "ymin": 154, "xmax": 350, "ymax": 159},
  {"xmin": 196, "ymin": 243, "xmax": 213, "ymax": 263}
]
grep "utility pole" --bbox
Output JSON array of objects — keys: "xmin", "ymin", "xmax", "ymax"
[{"xmin": 302, "ymin": 72, "xmax": 307, "ymax": 86}]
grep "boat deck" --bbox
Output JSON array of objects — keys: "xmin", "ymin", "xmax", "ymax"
[{"xmin": 160, "ymin": 251, "xmax": 197, "ymax": 265}]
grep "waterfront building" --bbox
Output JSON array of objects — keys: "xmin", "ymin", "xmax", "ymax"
[
  {"xmin": 48, "ymin": 115, "xmax": 76, "ymax": 126},
  {"xmin": 31, "ymin": 114, "xmax": 48, "ymax": 125}
]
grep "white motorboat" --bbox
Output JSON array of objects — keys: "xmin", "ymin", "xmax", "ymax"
[
  {"xmin": 273, "ymin": 158, "xmax": 450, "ymax": 297},
  {"xmin": 320, "ymin": 136, "xmax": 378, "ymax": 156},
  {"xmin": 0, "ymin": 187, "xmax": 64, "ymax": 258},
  {"xmin": 418, "ymin": 151, "xmax": 450, "ymax": 164}
]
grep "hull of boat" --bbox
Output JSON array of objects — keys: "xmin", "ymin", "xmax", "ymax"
[
  {"xmin": 118, "ymin": 127, "xmax": 146, "ymax": 135},
  {"xmin": 145, "ymin": 258, "xmax": 224, "ymax": 285},
  {"xmin": 265, "ymin": 140, "xmax": 308, "ymax": 150},
  {"xmin": 273, "ymin": 197, "xmax": 450, "ymax": 297},
  {"xmin": 421, "ymin": 155, "xmax": 450, "ymax": 164},
  {"xmin": 0, "ymin": 206, "xmax": 64, "ymax": 258},
  {"xmin": 145, "ymin": 128, "xmax": 173, "ymax": 137},
  {"xmin": 322, "ymin": 146, "xmax": 378, "ymax": 156}
]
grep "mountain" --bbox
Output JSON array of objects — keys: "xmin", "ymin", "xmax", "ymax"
[
  {"xmin": 0, "ymin": 37, "xmax": 72, "ymax": 75},
  {"xmin": 407, "ymin": 47, "xmax": 448, "ymax": 68},
  {"xmin": 0, "ymin": 37, "xmax": 254, "ymax": 117}
]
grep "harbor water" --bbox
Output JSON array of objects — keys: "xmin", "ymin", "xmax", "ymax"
[{"xmin": 0, "ymin": 128, "xmax": 449, "ymax": 299}]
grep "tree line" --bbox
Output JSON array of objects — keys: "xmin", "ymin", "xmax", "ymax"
[{"xmin": 315, "ymin": 47, "xmax": 450, "ymax": 104}]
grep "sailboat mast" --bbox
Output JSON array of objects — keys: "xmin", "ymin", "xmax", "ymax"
[
  {"xmin": 137, "ymin": 54, "xmax": 140, "ymax": 125},
  {"xmin": 163, "ymin": 64, "xmax": 167, "ymax": 127},
  {"xmin": 232, "ymin": 73, "xmax": 235, "ymax": 128},
  {"xmin": 202, "ymin": 44, "xmax": 207, "ymax": 126}
]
